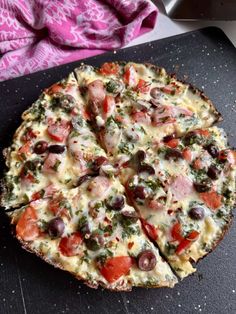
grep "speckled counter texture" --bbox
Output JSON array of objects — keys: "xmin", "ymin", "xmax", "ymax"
[{"xmin": 0, "ymin": 27, "xmax": 236, "ymax": 314}]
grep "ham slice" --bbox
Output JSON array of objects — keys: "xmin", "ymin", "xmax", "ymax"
[
  {"xmin": 170, "ymin": 175, "xmax": 193, "ymax": 201},
  {"xmin": 152, "ymin": 105, "xmax": 193, "ymax": 126},
  {"xmin": 87, "ymin": 80, "xmax": 106, "ymax": 117}
]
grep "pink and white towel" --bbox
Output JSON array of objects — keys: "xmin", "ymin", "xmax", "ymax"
[{"xmin": 0, "ymin": 0, "xmax": 158, "ymax": 81}]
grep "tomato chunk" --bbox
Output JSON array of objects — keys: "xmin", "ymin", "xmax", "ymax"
[
  {"xmin": 200, "ymin": 190, "xmax": 222, "ymax": 210},
  {"xmin": 218, "ymin": 149, "xmax": 236, "ymax": 165},
  {"xmin": 47, "ymin": 120, "xmax": 70, "ymax": 142},
  {"xmin": 16, "ymin": 206, "xmax": 39, "ymax": 241},
  {"xmin": 99, "ymin": 62, "xmax": 120, "ymax": 75},
  {"xmin": 135, "ymin": 79, "xmax": 150, "ymax": 93},
  {"xmin": 195, "ymin": 129, "xmax": 210, "ymax": 137},
  {"xmin": 165, "ymin": 139, "xmax": 179, "ymax": 148},
  {"xmin": 18, "ymin": 142, "xmax": 31, "ymax": 160},
  {"xmin": 175, "ymin": 239, "xmax": 191, "ymax": 255},
  {"xmin": 141, "ymin": 218, "xmax": 158, "ymax": 241},
  {"xmin": 182, "ymin": 147, "xmax": 192, "ymax": 162},
  {"xmin": 46, "ymin": 83, "xmax": 63, "ymax": 95},
  {"xmin": 100, "ymin": 256, "xmax": 133, "ymax": 283},
  {"xmin": 103, "ymin": 95, "xmax": 115, "ymax": 117},
  {"xmin": 123, "ymin": 65, "xmax": 138, "ymax": 87},
  {"xmin": 21, "ymin": 128, "xmax": 38, "ymax": 142},
  {"xmin": 186, "ymin": 230, "xmax": 200, "ymax": 241},
  {"xmin": 59, "ymin": 232, "xmax": 83, "ymax": 257},
  {"xmin": 193, "ymin": 158, "xmax": 203, "ymax": 170},
  {"xmin": 176, "ymin": 231, "xmax": 200, "ymax": 255},
  {"xmin": 171, "ymin": 222, "xmax": 184, "ymax": 242}
]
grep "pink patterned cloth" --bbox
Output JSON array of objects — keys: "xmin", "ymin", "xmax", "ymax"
[{"xmin": 0, "ymin": 0, "xmax": 158, "ymax": 81}]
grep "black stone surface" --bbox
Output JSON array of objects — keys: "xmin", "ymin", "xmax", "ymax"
[{"xmin": 0, "ymin": 27, "xmax": 236, "ymax": 314}]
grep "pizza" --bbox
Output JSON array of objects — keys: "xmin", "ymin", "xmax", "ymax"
[{"xmin": 1, "ymin": 61, "xmax": 235, "ymax": 291}]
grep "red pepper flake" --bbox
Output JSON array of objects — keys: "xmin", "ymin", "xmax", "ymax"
[
  {"xmin": 104, "ymin": 217, "xmax": 111, "ymax": 224},
  {"xmin": 128, "ymin": 242, "xmax": 134, "ymax": 249}
]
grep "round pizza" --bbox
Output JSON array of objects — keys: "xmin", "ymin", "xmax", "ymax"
[{"xmin": 1, "ymin": 62, "xmax": 235, "ymax": 291}]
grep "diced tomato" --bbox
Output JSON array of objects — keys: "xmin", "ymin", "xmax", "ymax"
[
  {"xmin": 165, "ymin": 139, "xmax": 179, "ymax": 148},
  {"xmin": 31, "ymin": 191, "xmax": 42, "ymax": 201},
  {"xmin": 123, "ymin": 65, "xmax": 138, "ymax": 87},
  {"xmin": 182, "ymin": 147, "xmax": 192, "ymax": 162},
  {"xmin": 99, "ymin": 62, "xmax": 120, "ymax": 76},
  {"xmin": 135, "ymin": 79, "xmax": 150, "ymax": 93},
  {"xmin": 103, "ymin": 95, "xmax": 115, "ymax": 116},
  {"xmin": 171, "ymin": 222, "xmax": 184, "ymax": 242},
  {"xmin": 175, "ymin": 239, "xmax": 191, "ymax": 255},
  {"xmin": 161, "ymin": 86, "xmax": 174, "ymax": 95},
  {"xmin": 176, "ymin": 230, "xmax": 200, "ymax": 255},
  {"xmin": 21, "ymin": 128, "xmax": 38, "ymax": 142},
  {"xmin": 46, "ymin": 83, "xmax": 63, "ymax": 95},
  {"xmin": 99, "ymin": 256, "xmax": 133, "ymax": 283},
  {"xmin": 18, "ymin": 142, "xmax": 31, "ymax": 160},
  {"xmin": 141, "ymin": 218, "xmax": 158, "ymax": 241},
  {"xmin": 82, "ymin": 108, "xmax": 91, "ymax": 121},
  {"xmin": 193, "ymin": 158, "xmax": 203, "ymax": 170},
  {"xmin": 186, "ymin": 230, "xmax": 200, "ymax": 241},
  {"xmin": 200, "ymin": 190, "xmax": 222, "ymax": 210},
  {"xmin": 148, "ymin": 199, "xmax": 164, "ymax": 211},
  {"xmin": 59, "ymin": 232, "xmax": 83, "ymax": 257},
  {"xmin": 20, "ymin": 172, "xmax": 35, "ymax": 184},
  {"xmin": 16, "ymin": 206, "xmax": 39, "ymax": 241},
  {"xmin": 218, "ymin": 149, "xmax": 236, "ymax": 165},
  {"xmin": 195, "ymin": 129, "xmax": 210, "ymax": 137},
  {"xmin": 47, "ymin": 120, "xmax": 71, "ymax": 142}
]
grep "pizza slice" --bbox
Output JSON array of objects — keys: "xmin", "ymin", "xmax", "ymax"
[
  {"xmin": 74, "ymin": 62, "xmax": 221, "ymax": 159},
  {"xmin": 122, "ymin": 126, "xmax": 236, "ymax": 278},
  {"xmin": 1, "ymin": 73, "xmax": 106, "ymax": 209},
  {"xmin": 8, "ymin": 174, "xmax": 177, "ymax": 290}
]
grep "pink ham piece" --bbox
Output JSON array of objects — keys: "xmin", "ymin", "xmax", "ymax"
[
  {"xmin": 132, "ymin": 111, "xmax": 151, "ymax": 124},
  {"xmin": 152, "ymin": 105, "xmax": 193, "ymax": 126},
  {"xmin": 172, "ymin": 106, "xmax": 193, "ymax": 117},
  {"xmin": 43, "ymin": 153, "xmax": 63, "ymax": 174},
  {"xmin": 47, "ymin": 120, "xmax": 71, "ymax": 142},
  {"xmin": 152, "ymin": 105, "xmax": 176, "ymax": 126},
  {"xmin": 87, "ymin": 80, "xmax": 106, "ymax": 117},
  {"xmin": 87, "ymin": 176, "xmax": 111, "ymax": 198},
  {"xmin": 170, "ymin": 175, "xmax": 193, "ymax": 201}
]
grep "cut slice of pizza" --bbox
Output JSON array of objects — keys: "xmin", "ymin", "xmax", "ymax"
[
  {"xmin": 1, "ymin": 73, "xmax": 107, "ymax": 209},
  {"xmin": 8, "ymin": 174, "xmax": 177, "ymax": 290},
  {"xmin": 74, "ymin": 62, "xmax": 221, "ymax": 159},
  {"xmin": 122, "ymin": 126, "xmax": 236, "ymax": 278}
]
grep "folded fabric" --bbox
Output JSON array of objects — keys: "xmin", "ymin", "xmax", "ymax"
[{"xmin": 0, "ymin": 0, "xmax": 158, "ymax": 81}]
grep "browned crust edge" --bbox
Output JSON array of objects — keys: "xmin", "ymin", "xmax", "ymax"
[{"xmin": 11, "ymin": 228, "xmax": 175, "ymax": 291}]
